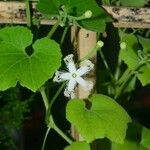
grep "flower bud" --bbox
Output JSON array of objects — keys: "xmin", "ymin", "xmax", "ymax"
[
  {"xmin": 84, "ymin": 10, "xmax": 92, "ymax": 18},
  {"xmin": 97, "ymin": 41, "xmax": 104, "ymax": 48},
  {"xmin": 120, "ymin": 42, "xmax": 126, "ymax": 49}
]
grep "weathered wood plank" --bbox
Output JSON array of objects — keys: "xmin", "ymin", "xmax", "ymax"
[
  {"xmin": 0, "ymin": 2, "xmax": 150, "ymax": 28},
  {"xmin": 103, "ymin": 5, "xmax": 150, "ymax": 28},
  {"xmin": 77, "ymin": 29, "xmax": 97, "ymax": 99},
  {"xmin": 71, "ymin": 27, "xmax": 97, "ymax": 140},
  {"xmin": 0, "ymin": 1, "xmax": 55, "ymax": 24},
  {"xmin": 113, "ymin": 21, "xmax": 150, "ymax": 28}
]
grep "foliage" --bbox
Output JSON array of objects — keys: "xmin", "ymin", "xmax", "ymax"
[
  {"xmin": 119, "ymin": 34, "xmax": 150, "ymax": 86},
  {"xmin": 0, "ymin": 26, "xmax": 62, "ymax": 91},
  {"xmin": 64, "ymin": 141, "xmax": 90, "ymax": 150},
  {"xmin": 0, "ymin": 0, "xmax": 150, "ymax": 149},
  {"xmin": 66, "ymin": 94, "xmax": 131, "ymax": 143},
  {"xmin": 140, "ymin": 127, "xmax": 150, "ymax": 150},
  {"xmin": 37, "ymin": 0, "xmax": 108, "ymax": 32}
]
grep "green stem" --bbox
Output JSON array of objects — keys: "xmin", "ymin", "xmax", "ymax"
[
  {"xmin": 99, "ymin": 50, "xmax": 115, "ymax": 81},
  {"xmin": 48, "ymin": 115, "xmax": 73, "ymax": 144},
  {"xmin": 47, "ymin": 19, "xmax": 61, "ymax": 38},
  {"xmin": 48, "ymin": 82, "xmax": 66, "ymax": 113},
  {"xmin": 25, "ymin": 0, "xmax": 31, "ymax": 27},
  {"xmin": 53, "ymin": 123, "xmax": 73, "ymax": 144},
  {"xmin": 114, "ymin": 57, "xmax": 150, "ymax": 99},
  {"xmin": 116, "ymin": 68, "xmax": 130, "ymax": 85},
  {"xmin": 40, "ymin": 87, "xmax": 49, "ymax": 111},
  {"xmin": 41, "ymin": 127, "xmax": 51, "ymax": 150},
  {"xmin": 79, "ymin": 44, "xmax": 101, "ymax": 62},
  {"xmin": 60, "ymin": 27, "xmax": 69, "ymax": 45},
  {"xmin": 114, "ymin": 57, "xmax": 122, "ymax": 80},
  {"xmin": 40, "ymin": 83, "xmax": 66, "ymax": 150},
  {"xmin": 114, "ymin": 70, "xmax": 133, "ymax": 99}
]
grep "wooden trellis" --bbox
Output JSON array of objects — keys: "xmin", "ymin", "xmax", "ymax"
[
  {"xmin": 0, "ymin": 2, "xmax": 150, "ymax": 27},
  {"xmin": 0, "ymin": 1, "xmax": 55, "ymax": 24},
  {"xmin": 0, "ymin": 1, "xmax": 150, "ymax": 142},
  {"xmin": 103, "ymin": 6, "xmax": 150, "ymax": 28}
]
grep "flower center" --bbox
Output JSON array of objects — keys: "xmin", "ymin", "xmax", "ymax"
[{"xmin": 72, "ymin": 73, "xmax": 77, "ymax": 78}]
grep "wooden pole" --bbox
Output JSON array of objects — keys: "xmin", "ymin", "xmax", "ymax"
[
  {"xmin": 71, "ymin": 27, "xmax": 97, "ymax": 140},
  {"xmin": 77, "ymin": 28, "xmax": 97, "ymax": 99}
]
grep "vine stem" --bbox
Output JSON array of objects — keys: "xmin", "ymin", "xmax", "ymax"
[
  {"xmin": 114, "ymin": 70, "xmax": 133, "ymax": 99},
  {"xmin": 41, "ymin": 127, "xmax": 51, "ymax": 150},
  {"xmin": 48, "ymin": 82, "xmax": 66, "ymax": 112},
  {"xmin": 40, "ymin": 87, "xmax": 49, "ymax": 111},
  {"xmin": 47, "ymin": 115, "xmax": 73, "ymax": 145},
  {"xmin": 79, "ymin": 44, "xmax": 101, "ymax": 62},
  {"xmin": 114, "ymin": 57, "xmax": 122, "ymax": 81},
  {"xmin": 40, "ymin": 83, "xmax": 71, "ymax": 150},
  {"xmin": 25, "ymin": 0, "xmax": 31, "ymax": 27},
  {"xmin": 47, "ymin": 19, "xmax": 61, "ymax": 38},
  {"xmin": 60, "ymin": 27, "xmax": 69, "ymax": 45},
  {"xmin": 53, "ymin": 125, "xmax": 73, "ymax": 144},
  {"xmin": 99, "ymin": 50, "xmax": 115, "ymax": 81},
  {"xmin": 114, "ymin": 57, "xmax": 150, "ymax": 99}
]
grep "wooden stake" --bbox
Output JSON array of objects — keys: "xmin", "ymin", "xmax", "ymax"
[
  {"xmin": 77, "ymin": 28, "xmax": 97, "ymax": 99},
  {"xmin": 71, "ymin": 27, "xmax": 97, "ymax": 140}
]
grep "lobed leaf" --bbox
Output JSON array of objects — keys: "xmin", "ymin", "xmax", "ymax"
[
  {"xmin": 138, "ymin": 36, "xmax": 150, "ymax": 53},
  {"xmin": 37, "ymin": 0, "xmax": 107, "ymax": 32},
  {"xmin": 64, "ymin": 141, "xmax": 90, "ymax": 150},
  {"xmin": 140, "ymin": 127, "xmax": 150, "ymax": 150},
  {"xmin": 119, "ymin": 34, "xmax": 150, "ymax": 86},
  {"xmin": 0, "ymin": 26, "xmax": 62, "ymax": 91},
  {"xmin": 66, "ymin": 94, "xmax": 131, "ymax": 143}
]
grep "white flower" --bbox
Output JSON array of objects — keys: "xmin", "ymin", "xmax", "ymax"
[{"xmin": 53, "ymin": 54, "xmax": 94, "ymax": 98}]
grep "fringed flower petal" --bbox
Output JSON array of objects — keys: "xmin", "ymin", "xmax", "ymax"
[
  {"xmin": 76, "ymin": 60, "xmax": 94, "ymax": 76},
  {"xmin": 53, "ymin": 71, "xmax": 70, "ymax": 82},
  {"xmin": 76, "ymin": 77, "xmax": 93, "ymax": 91},
  {"xmin": 53, "ymin": 54, "xmax": 94, "ymax": 98},
  {"xmin": 64, "ymin": 88, "xmax": 76, "ymax": 99},
  {"xmin": 64, "ymin": 54, "xmax": 76, "ymax": 73}
]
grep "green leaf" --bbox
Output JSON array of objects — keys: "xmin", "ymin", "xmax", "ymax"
[
  {"xmin": 138, "ymin": 65, "xmax": 150, "ymax": 86},
  {"xmin": 138, "ymin": 36, "xmax": 150, "ymax": 53},
  {"xmin": 140, "ymin": 127, "xmax": 150, "ymax": 150},
  {"xmin": 37, "ymin": 0, "xmax": 107, "ymax": 32},
  {"xmin": 111, "ymin": 123, "xmax": 141, "ymax": 150},
  {"xmin": 119, "ymin": 34, "xmax": 150, "ymax": 86},
  {"xmin": 119, "ymin": 34, "xmax": 140, "ymax": 69},
  {"xmin": 37, "ymin": 0, "xmax": 61, "ymax": 16},
  {"xmin": 112, "ymin": 139, "xmax": 138, "ymax": 150},
  {"xmin": 67, "ymin": 0, "xmax": 107, "ymax": 32},
  {"xmin": 120, "ymin": 0, "xmax": 146, "ymax": 7},
  {"xmin": 66, "ymin": 94, "xmax": 131, "ymax": 143},
  {"xmin": 64, "ymin": 141, "xmax": 90, "ymax": 150},
  {"xmin": 0, "ymin": 26, "xmax": 62, "ymax": 91},
  {"xmin": 140, "ymin": 147, "xmax": 149, "ymax": 150}
]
